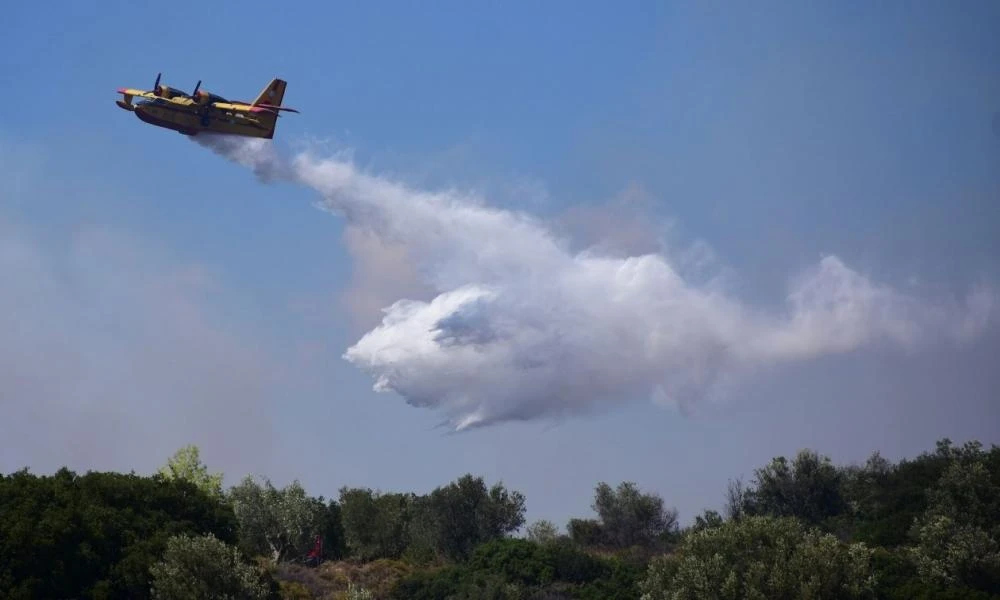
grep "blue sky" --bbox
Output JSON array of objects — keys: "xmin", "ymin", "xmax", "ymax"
[{"xmin": 2, "ymin": 1, "xmax": 999, "ymax": 528}]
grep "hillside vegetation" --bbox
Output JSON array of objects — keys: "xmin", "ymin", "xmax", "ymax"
[{"xmin": 1, "ymin": 439, "xmax": 998, "ymax": 599}]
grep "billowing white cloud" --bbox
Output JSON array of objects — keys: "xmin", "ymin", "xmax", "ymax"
[{"xmin": 194, "ymin": 135, "xmax": 997, "ymax": 430}]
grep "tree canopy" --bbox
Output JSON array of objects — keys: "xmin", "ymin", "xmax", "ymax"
[
  {"xmin": 0, "ymin": 468, "xmax": 236, "ymax": 599},
  {"xmin": 640, "ymin": 516, "xmax": 876, "ymax": 600},
  {"xmin": 228, "ymin": 475, "xmax": 327, "ymax": 563},
  {"xmin": 1, "ymin": 438, "xmax": 997, "ymax": 599},
  {"xmin": 149, "ymin": 533, "xmax": 275, "ymax": 600},
  {"xmin": 157, "ymin": 444, "xmax": 224, "ymax": 498}
]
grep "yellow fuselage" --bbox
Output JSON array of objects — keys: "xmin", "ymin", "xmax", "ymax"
[
  {"xmin": 115, "ymin": 77, "xmax": 289, "ymax": 139},
  {"xmin": 117, "ymin": 96, "xmax": 277, "ymax": 138}
]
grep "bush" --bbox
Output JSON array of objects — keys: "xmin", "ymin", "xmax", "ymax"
[
  {"xmin": 390, "ymin": 538, "xmax": 641, "ymax": 600},
  {"xmin": 0, "ymin": 468, "xmax": 236, "ymax": 599},
  {"xmin": 640, "ymin": 516, "xmax": 876, "ymax": 600},
  {"xmin": 149, "ymin": 533, "xmax": 276, "ymax": 599}
]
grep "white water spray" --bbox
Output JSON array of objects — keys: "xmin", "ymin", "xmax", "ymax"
[{"xmin": 193, "ymin": 134, "xmax": 996, "ymax": 430}]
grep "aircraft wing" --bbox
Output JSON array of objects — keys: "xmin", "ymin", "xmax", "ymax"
[
  {"xmin": 254, "ymin": 103, "xmax": 300, "ymax": 113},
  {"xmin": 209, "ymin": 101, "xmax": 275, "ymax": 115},
  {"xmin": 117, "ymin": 88, "xmax": 158, "ymax": 99},
  {"xmin": 211, "ymin": 101, "xmax": 298, "ymax": 115}
]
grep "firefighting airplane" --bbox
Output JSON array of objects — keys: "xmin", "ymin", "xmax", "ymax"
[{"xmin": 115, "ymin": 73, "xmax": 298, "ymax": 139}]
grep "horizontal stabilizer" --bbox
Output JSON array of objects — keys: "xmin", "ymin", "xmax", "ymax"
[{"xmin": 255, "ymin": 103, "xmax": 300, "ymax": 113}]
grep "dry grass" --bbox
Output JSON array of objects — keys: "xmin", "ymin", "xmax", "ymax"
[
  {"xmin": 266, "ymin": 543, "xmax": 657, "ymax": 598},
  {"xmin": 270, "ymin": 558, "xmax": 423, "ymax": 599}
]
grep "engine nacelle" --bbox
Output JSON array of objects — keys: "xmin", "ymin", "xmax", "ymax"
[
  {"xmin": 192, "ymin": 90, "xmax": 227, "ymax": 105},
  {"xmin": 154, "ymin": 84, "xmax": 183, "ymax": 99}
]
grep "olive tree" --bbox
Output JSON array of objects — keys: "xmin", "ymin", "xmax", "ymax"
[
  {"xmin": 338, "ymin": 487, "xmax": 413, "ymax": 560},
  {"xmin": 641, "ymin": 516, "xmax": 875, "ymax": 600},
  {"xmin": 910, "ymin": 441, "xmax": 1000, "ymax": 592},
  {"xmin": 526, "ymin": 520, "xmax": 561, "ymax": 544},
  {"xmin": 743, "ymin": 449, "xmax": 847, "ymax": 526},
  {"xmin": 149, "ymin": 533, "xmax": 273, "ymax": 599},
  {"xmin": 228, "ymin": 475, "xmax": 323, "ymax": 563},
  {"xmin": 592, "ymin": 481, "xmax": 678, "ymax": 549},
  {"xmin": 158, "ymin": 444, "xmax": 223, "ymax": 498},
  {"xmin": 406, "ymin": 474, "xmax": 527, "ymax": 561}
]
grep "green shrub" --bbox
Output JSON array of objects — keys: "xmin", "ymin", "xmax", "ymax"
[{"xmin": 149, "ymin": 533, "xmax": 275, "ymax": 599}]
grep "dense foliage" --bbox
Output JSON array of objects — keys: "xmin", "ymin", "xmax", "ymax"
[
  {"xmin": 338, "ymin": 474, "xmax": 526, "ymax": 563},
  {"xmin": 708, "ymin": 439, "xmax": 1000, "ymax": 600},
  {"xmin": 390, "ymin": 538, "xmax": 645, "ymax": 600},
  {"xmin": 591, "ymin": 481, "xmax": 679, "ymax": 550},
  {"xmin": 338, "ymin": 488, "xmax": 412, "ymax": 561},
  {"xmin": 1, "ymin": 438, "xmax": 997, "ymax": 599},
  {"xmin": 639, "ymin": 516, "xmax": 876, "ymax": 599},
  {"xmin": 229, "ymin": 475, "xmax": 335, "ymax": 563},
  {"xmin": 157, "ymin": 445, "xmax": 224, "ymax": 498},
  {"xmin": 149, "ymin": 533, "xmax": 276, "ymax": 599},
  {"xmin": 0, "ymin": 467, "xmax": 237, "ymax": 599}
]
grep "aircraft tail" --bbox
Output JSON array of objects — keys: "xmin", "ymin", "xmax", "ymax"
[
  {"xmin": 252, "ymin": 78, "xmax": 287, "ymax": 138},
  {"xmin": 253, "ymin": 78, "xmax": 287, "ymax": 108}
]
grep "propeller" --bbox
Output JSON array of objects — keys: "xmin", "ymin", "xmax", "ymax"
[
  {"xmin": 191, "ymin": 80, "xmax": 201, "ymax": 97},
  {"xmin": 153, "ymin": 72, "xmax": 162, "ymax": 96}
]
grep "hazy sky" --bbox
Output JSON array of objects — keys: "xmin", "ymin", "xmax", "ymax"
[{"xmin": 1, "ymin": 1, "xmax": 998, "ymax": 527}]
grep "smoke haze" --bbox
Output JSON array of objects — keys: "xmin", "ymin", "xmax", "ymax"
[
  {"xmin": 0, "ymin": 216, "xmax": 281, "ymax": 476},
  {"xmin": 194, "ymin": 135, "xmax": 997, "ymax": 431}
]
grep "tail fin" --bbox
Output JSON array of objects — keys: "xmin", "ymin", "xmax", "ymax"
[
  {"xmin": 252, "ymin": 78, "xmax": 286, "ymax": 107},
  {"xmin": 252, "ymin": 78, "xmax": 287, "ymax": 138}
]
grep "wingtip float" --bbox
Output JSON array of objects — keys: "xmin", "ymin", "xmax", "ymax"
[{"xmin": 115, "ymin": 73, "xmax": 299, "ymax": 139}]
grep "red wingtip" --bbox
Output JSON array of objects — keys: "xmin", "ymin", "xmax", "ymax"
[{"xmin": 117, "ymin": 87, "xmax": 127, "ymax": 94}]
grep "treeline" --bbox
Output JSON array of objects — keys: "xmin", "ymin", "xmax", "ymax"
[{"xmin": 1, "ymin": 439, "xmax": 998, "ymax": 599}]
